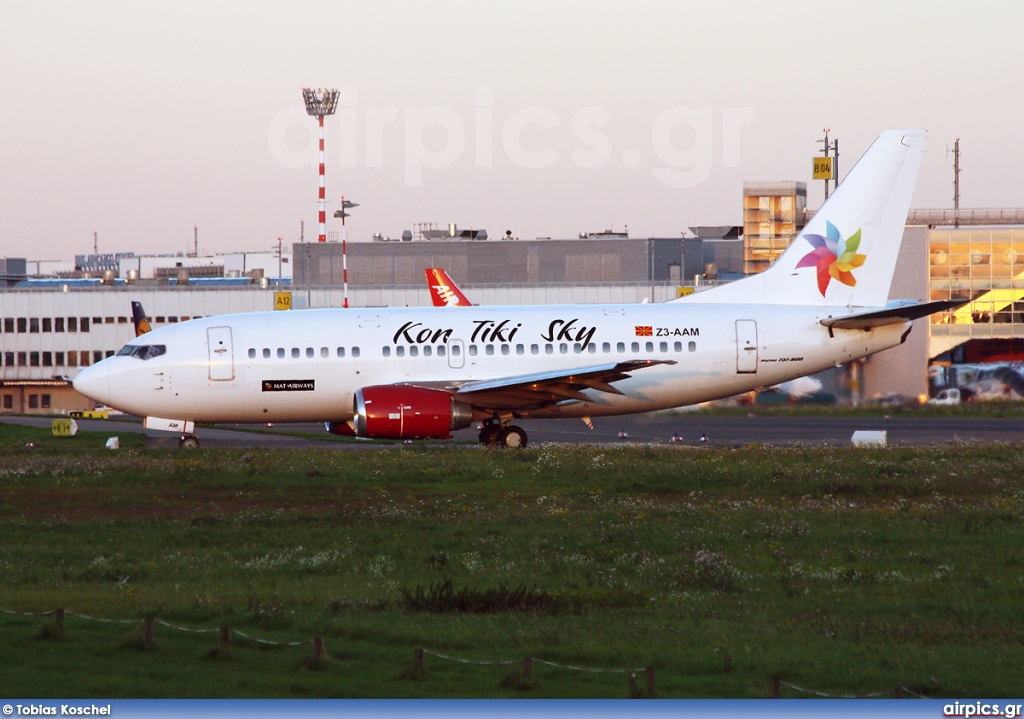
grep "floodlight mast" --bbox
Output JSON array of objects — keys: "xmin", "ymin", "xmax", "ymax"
[{"xmin": 302, "ymin": 88, "xmax": 340, "ymax": 243}]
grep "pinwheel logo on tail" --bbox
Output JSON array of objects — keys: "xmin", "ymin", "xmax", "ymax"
[{"xmin": 795, "ymin": 221, "xmax": 866, "ymax": 296}]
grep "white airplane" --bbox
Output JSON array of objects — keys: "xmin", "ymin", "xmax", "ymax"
[{"xmin": 74, "ymin": 130, "xmax": 958, "ymax": 448}]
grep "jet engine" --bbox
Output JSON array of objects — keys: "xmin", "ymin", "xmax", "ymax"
[{"xmin": 353, "ymin": 386, "xmax": 473, "ymax": 439}]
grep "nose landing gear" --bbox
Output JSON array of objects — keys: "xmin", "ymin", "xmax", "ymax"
[{"xmin": 179, "ymin": 433, "xmax": 200, "ymax": 449}]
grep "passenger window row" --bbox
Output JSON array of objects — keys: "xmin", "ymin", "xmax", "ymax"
[
  {"xmin": 247, "ymin": 346, "xmax": 361, "ymax": 360},
  {"xmin": 380, "ymin": 341, "xmax": 698, "ymax": 357}
]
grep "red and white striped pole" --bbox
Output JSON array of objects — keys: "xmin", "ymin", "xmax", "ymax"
[
  {"xmin": 342, "ymin": 238, "xmax": 349, "ymax": 308},
  {"xmin": 317, "ymin": 115, "xmax": 326, "ymax": 243}
]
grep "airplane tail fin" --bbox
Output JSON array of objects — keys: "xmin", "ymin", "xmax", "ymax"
[
  {"xmin": 131, "ymin": 301, "xmax": 152, "ymax": 336},
  {"xmin": 425, "ymin": 268, "xmax": 473, "ymax": 307},
  {"xmin": 675, "ymin": 129, "xmax": 926, "ymax": 307}
]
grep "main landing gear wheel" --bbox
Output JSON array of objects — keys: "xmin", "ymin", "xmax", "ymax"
[
  {"xmin": 499, "ymin": 425, "xmax": 528, "ymax": 449},
  {"xmin": 179, "ymin": 434, "xmax": 200, "ymax": 449},
  {"xmin": 479, "ymin": 424, "xmax": 502, "ymax": 446}
]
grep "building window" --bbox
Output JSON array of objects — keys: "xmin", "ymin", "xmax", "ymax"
[
  {"xmin": 105, "ymin": 350, "xmax": 114, "ymax": 358},
  {"xmin": 4, "ymin": 318, "xmax": 13, "ymax": 333},
  {"xmin": 42, "ymin": 318, "xmax": 52, "ymax": 332},
  {"xmin": 68, "ymin": 317, "xmax": 77, "ymax": 332},
  {"xmin": 117, "ymin": 317, "xmax": 128, "ymax": 324},
  {"xmin": 30, "ymin": 318, "xmax": 39, "ymax": 333},
  {"xmin": 156, "ymin": 317, "xmax": 165, "ymax": 323},
  {"xmin": 42, "ymin": 352, "xmax": 53, "ymax": 367},
  {"xmin": 3, "ymin": 352, "xmax": 12, "ymax": 366},
  {"xmin": 41, "ymin": 394, "xmax": 50, "ymax": 409},
  {"xmin": 67, "ymin": 351, "xmax": 78, "ymax": 367},
  {"xmin": 80, "ymin": 317, "xmax": 89, "ymax": 332},
  {"xmin": 17, "ymin": 318, "xmax": 27, "ymax": 333},
  {"xmin": 28, "ymin": 394, "xmax": 38, "ymax": 409},
  {"xmin": 55, "ymin": 317, "xmax": 65, "ymax": 332},
  {"xmin": 55, "ymin": 352, "xmax": 65, "ymax": 366},
  {"xmin": 30, "ymin": 352, "xmax": 40, "ymax": 367},
  {"xmin": 79, "ymin": 352, "xmax": 89, "ymax": 367},
  {"xmin": 2, "ymin": 395, "xmax": 12, "ymax": 409},
  {"xmin": 92, "ymin": 317, "xmax": 102, "ymax": 325},
  {"xmin": 93, "ymin": 351, "xmax": 103, "ymax": 364}
]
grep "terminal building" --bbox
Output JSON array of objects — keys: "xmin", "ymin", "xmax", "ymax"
[{"xmin": 3, "ymin": 206, "xmax": 1024, "ymax": 415}]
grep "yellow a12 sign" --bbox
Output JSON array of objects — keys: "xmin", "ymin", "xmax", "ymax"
[
  {"xmin": 274, "ymin": 292, "xmax": 292, "ymax": 310},
  {"xmin": 813, "ymin": 156, "xmax": 834, "ymax": 180}
]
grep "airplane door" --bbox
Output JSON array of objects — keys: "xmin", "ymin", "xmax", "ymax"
[
  {"xmin": 207, "ymin": 326, "xmax": 235, "ymax": 381},
  {"xmin": 448, "ymin": 339, "xmax": 465, "ymax": 369},
  {"xmin": 735, "ymin": 320, "xmax": 758, "ymax": 374}
]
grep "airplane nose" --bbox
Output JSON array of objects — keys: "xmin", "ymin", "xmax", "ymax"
[{"xmin": 72, "ymin": 362, "xmax": 112, "ymax": 405}]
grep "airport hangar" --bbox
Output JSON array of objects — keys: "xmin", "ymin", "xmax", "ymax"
[{"xmin": 3, "ymin": 210, "xmax": 1024, "ymax": 416}]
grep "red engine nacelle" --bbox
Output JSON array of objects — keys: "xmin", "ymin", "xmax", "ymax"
[{"xmin": 353, "ymin": 386, "xmax": 473, "ymax": 439}]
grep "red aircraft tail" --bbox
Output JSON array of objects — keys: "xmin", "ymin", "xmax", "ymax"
[{"xmin": 425, "ymin": 268, "xmax": 473, "ymax": 307}]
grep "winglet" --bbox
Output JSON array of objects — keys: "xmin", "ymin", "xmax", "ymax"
[{"xmin": 425, "ymin": 268, "xmax": 473, "ymax": 307}]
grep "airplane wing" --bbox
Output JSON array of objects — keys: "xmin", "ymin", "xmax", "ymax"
[
  {"xmin": 820, "ymin": 299, "xmax": 966, "ymax": 330},
  {"xmin": 423, "ymin": 359, "xmax": 676, "ymax": 410}
]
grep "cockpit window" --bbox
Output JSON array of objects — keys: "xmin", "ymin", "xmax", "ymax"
[{"xmin": 116, "ymin": 344, "xmax": 166, "ymax": 360}]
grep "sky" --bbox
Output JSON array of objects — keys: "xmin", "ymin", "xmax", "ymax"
[{"xmin": 2, "ymin": 0, "xmax": 1023, "ymax": 261}]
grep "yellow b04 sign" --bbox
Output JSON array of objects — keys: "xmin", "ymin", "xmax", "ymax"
[
  {"xmin": 274, "ymin": 292, "xmax": 292, "ymax": 310},
  {"xmin": 813, "ymin": 156, "xmax": 834, "ymax": 180}
]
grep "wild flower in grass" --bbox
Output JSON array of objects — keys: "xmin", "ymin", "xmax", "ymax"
[
  {"xmin": 367, "ymin": 555, "xmax": 395, "ymax": 578},
  {"xmin": 680, "ymin": 548, "xmax": 738, "ymax": 592}
]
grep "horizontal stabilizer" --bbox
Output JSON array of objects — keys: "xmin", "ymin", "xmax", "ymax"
[{"xmin": 820, "ymin": 299, "xmax": 966, "ymax": 330}]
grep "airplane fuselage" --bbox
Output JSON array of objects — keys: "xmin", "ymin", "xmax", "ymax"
[{"xmin": 75, "ymin": 302, "xmax": 909, "ymax": 425}]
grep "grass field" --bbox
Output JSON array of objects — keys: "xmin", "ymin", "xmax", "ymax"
[{"xmin": 1, "ymin": 422, "xmax": 1022, "ymax": 698}]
